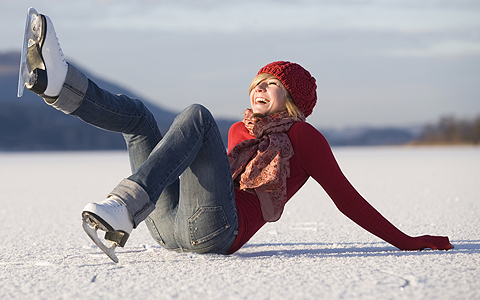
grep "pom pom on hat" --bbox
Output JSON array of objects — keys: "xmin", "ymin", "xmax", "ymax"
[{"xmin": 257, "ymin": 61, "xmax": 317, "ymax": 118}]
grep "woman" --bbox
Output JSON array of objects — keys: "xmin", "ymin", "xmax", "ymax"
[{"xmin": 19, "ymin": 8, "xmax": 452, "ymax": 263}]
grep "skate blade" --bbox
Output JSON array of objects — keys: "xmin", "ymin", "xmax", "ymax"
[
  {"xmin": 82, "ymin": 214, "xmax": 119, "ymax": 263},
  {"xmin": 18, "ymin": 7, "xmax": 39, "ymax": 97}
]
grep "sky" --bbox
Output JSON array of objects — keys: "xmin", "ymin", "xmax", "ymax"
[{"xmin": 1, "ymin": 0, "xmax": 480, "ymax": 128}]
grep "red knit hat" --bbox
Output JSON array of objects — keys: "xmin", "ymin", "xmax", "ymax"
[{"xmin": 257, "ymin": 61, "xmax": 317, "ymax": 118}]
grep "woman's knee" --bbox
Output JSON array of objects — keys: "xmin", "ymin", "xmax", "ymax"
[{"xmin": 181, "ymin": 104, "xmax": 214, "ymax": 122}]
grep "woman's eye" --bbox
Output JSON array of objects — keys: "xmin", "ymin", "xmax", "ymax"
[{"xmin": 268, "ymin": 81, "xmax": 278, "ymax": 85}]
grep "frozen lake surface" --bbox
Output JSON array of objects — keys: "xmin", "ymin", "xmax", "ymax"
[{"xmin": 1, "ymin": 146, "xmax": 479, "ymax": 299}]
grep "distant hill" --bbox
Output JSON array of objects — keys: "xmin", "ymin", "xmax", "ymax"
[
  {"xmin": 410, "ymin": 115, "xmax": 480, "ymax": 145},
  {"xmin": 0, "ymin": 51, "xmax": 235, "ymax": 151},
  {"xmin": 321, "ymin": 126, "xmax": 418, "ymax": 146},
  {"xmin": 0, "ymin": 51, "xmax": 418, "ymax": 151}
]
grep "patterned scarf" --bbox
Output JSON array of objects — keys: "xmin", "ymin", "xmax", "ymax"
[{"xmin": 228, "ymin": 109, "xmax": 304, "ymax": 222}]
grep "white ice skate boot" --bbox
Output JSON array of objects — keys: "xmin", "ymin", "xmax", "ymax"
[
  {"xmin": 17, "ymin": 7, "xmax": 68, "ymax": 98},
  {"xmin": 82, "ymin": 196, "xmax": 134, "ymax": 263}
]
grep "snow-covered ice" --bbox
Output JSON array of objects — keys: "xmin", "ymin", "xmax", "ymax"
[{"xmin": 1, "ymin": 146, "xmax": 479, "ymax": 300}]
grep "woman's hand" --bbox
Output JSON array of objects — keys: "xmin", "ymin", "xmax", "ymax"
[{"xmin": 415, "ymin": 235, "xmax": 454, "ymax": 251}]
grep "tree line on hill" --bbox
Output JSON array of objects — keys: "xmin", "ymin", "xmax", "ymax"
[
  {"xmin": 2, "ymin": 52, "xmax": 478, "ymax": 150},
  {"xmin": 411, "ymin": 115, "xmax": 480, "ymax": 145}
]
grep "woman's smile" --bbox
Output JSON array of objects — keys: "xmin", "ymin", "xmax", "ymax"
[{"xmin": 250, "ymin": 77, "xmax": 287, "ymax": 116}]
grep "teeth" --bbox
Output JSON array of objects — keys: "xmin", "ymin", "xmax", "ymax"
[{"xmin": 255, "ymin": 98, "xmax": 268, "ymax": 104}]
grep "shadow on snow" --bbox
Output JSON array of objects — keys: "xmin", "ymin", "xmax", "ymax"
[{"xmin": 235, "ymin": 240, "xmax": 480, "ymax": 258}]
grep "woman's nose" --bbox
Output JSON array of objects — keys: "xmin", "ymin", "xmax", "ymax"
[{"xmin": 255, "ymin": 82, "xmax": 266, "ymax": 91}]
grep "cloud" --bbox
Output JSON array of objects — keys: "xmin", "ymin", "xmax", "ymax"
[
  {"xmin": 50, "ymin": 0, "xmax": 480, "ymax": 34},
  {"xmin": 386, "ymin": 40, "xmax": 480, "ymax": 57}
]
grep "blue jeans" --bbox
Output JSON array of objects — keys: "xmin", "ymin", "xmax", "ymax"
[{"xmin": 49, "ymin": 65, "xmax": 238, "ymax": 254}]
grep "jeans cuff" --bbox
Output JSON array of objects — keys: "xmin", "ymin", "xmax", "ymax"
[
  {"xmin": 44, "ymin": 64, "xmax": 88, "ymax": 114},
  {"xmin": 109, "ymin": 178, "xmax": 155, "ymax": 228}
]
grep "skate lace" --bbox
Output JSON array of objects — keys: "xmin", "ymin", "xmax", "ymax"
[
  {"xmin": 51, "ymin": 27, "xmax": 66, "ymax": 64},
  {"xmin": 43, "ymin": 14, "xmax": 67, "ymax": 64}
]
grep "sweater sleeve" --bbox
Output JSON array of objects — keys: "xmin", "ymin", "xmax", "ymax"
[{"xmin": 289, "ymin": 122, "xmax": 451, "ymax": 251}]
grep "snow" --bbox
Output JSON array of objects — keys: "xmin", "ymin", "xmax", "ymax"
[{"xmin": 1, "ymin": 146, "xmax": 479, "ymax": 300}]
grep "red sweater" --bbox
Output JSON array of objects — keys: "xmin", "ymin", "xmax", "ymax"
[{"xmin": 227, "ymin": 121, "xmax": 451, "ymax": 254}]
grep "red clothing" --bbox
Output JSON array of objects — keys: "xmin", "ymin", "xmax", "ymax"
[{"xmin": 227, "ymin": 121, "xmax": 451, "ymax": 254}]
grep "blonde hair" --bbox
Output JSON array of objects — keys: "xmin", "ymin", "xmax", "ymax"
[{"xmin": 249, "ymin": 73, "xmax": 305, "ymax": 119}]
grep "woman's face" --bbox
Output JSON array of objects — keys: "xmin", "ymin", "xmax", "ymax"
[{"xmin": 250, "ymin": 76, "xmax": 288, "ymax": 116}]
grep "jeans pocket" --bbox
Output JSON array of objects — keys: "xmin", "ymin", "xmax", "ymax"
[{"xmin": 188, "ymin": 206, "xmax": 229, "ymax": 246}]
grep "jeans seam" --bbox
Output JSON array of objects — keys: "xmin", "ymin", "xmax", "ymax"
[
  {"xmin": 146, "ymin": 216, "xmax": 165, "ymax": 245},
  {"xmin": 148, "ymin": 117, "xmax": 209, "ymax": 201},
  {"xmin": 64, "ymin": 83, "xmax": 84, "ymax": 102}
]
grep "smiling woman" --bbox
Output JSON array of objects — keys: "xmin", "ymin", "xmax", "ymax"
[
  {"xmin": 18, "ymin": 7, "xmax": 453, "ymax": 263},
  {"xmin": 250, "ymin": 75, "xmax": 289, "ymax": 117},
  {"xmin": 249, "ymin": 73, "xmax": 300, "ymax": 120},
  {"xmin": 249, "ymin": 62, "xmax": 316, "ymax": 120}
]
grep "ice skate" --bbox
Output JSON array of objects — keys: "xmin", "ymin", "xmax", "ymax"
[
  {"xmin": 82, "ymin": 196, "xmax": 134, "ymax": 263},
  {"xmin": 17, "ymin": 7, "xmax": 68, "ymax": 98}
]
